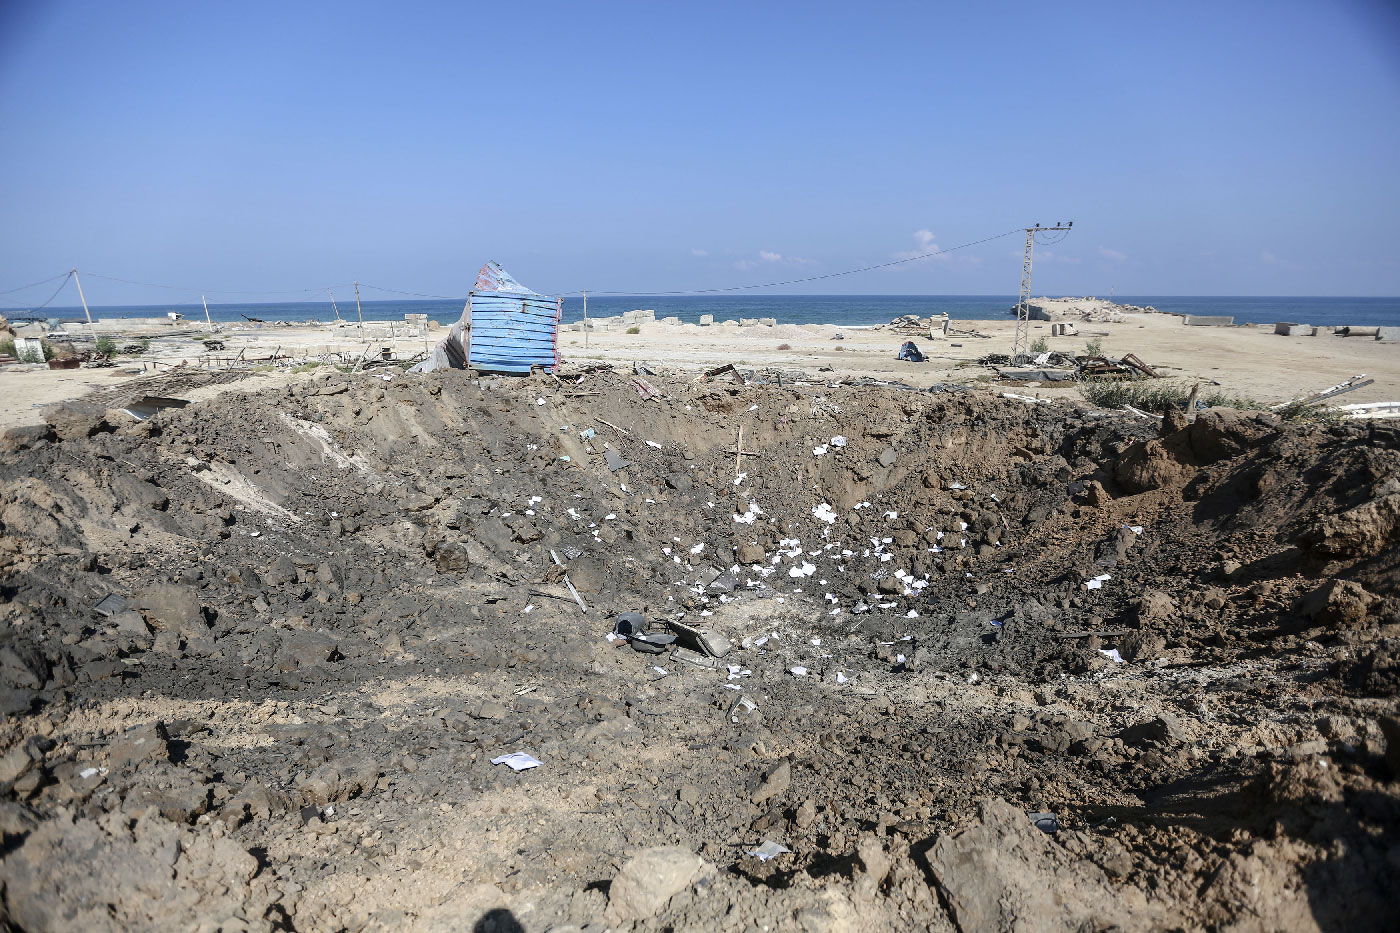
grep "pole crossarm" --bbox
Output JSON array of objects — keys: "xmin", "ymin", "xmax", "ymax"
[{"xmin": 1011, "ymin": 223, "xmax": 1072, "ymax": 365}]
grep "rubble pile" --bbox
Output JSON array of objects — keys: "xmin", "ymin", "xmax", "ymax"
[{"xmin": 0, "ymin": 365, "xmax": 1396, "ymax": 931}]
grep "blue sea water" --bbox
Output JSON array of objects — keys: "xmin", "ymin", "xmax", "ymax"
[{"xmin": 21, "ymin": 294, "xmax": 1399, "ymax": 329}]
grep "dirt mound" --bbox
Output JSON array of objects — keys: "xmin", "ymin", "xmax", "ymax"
[{"xmin": 0, "ymin": 365, "xmax": 1395, "ymax": 930}]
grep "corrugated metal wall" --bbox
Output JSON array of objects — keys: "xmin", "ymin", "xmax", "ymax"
[{"xmin": 465, "ymin": 291, "xmax": 562, "ymax": 373}]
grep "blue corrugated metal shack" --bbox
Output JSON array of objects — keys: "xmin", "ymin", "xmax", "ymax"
[{"xmin": 463, "ymin": 261, "xmax": 562, "ymax": 373}]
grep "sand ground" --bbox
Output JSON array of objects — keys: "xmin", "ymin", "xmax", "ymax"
[{"xmin": 2, "ymin": 312, "xmax": 1395, "ymax": 427}]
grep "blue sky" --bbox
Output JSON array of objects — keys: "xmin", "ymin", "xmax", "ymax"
[{"xmin": 2, "ymin": 0, "xmax": 1398, "ymax": 306}]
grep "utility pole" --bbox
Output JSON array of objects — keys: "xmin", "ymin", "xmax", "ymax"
[
  {"xmin": 202, "ymin": 295, "xmax": 213, "ymax": 330},
  {"xmin": 327, "ymin": 288, "xmax": 342, "ymax": 323},
  {"xmin": 1012, "ymin": 222, "xmax": 1072, "ymax": 364},
  {"xmin": 353, "ymin": 281, "xmax": 365, "ymax": 338},
  {"xmin": 582, "ymin": 290, "xmax": 589, "ymax": 349},
  {"xmin": 71, "ymin": 268, "xmax": 93, "ymax": 333}
]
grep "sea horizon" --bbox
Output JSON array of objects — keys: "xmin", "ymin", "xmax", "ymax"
[{"xmin": 6, "ymin": 293, "xmax": 1397, "ymax": 330}]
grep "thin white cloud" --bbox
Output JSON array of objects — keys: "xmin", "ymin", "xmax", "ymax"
[
  {"xmin": 691, "ymin": 248, "xmax": 708, "ymax": 257},
  {"xmin": 1099, "ymin": 246, "xmax": 1127, "ymax": 263},
  {"xmin": 1037, "ymin": 250, "xmax": 1081, "ymax": 265},
  {"xmin": 736, "ymin": 250, "xmax": 811, "ymax": 271},
  {"xmin": 894, "ymin": 229, "xmax": 948, "ymax": 261},
  {"xmin": 1261, "ymin": 251, "xmax": 1277, "ymax": 264}
]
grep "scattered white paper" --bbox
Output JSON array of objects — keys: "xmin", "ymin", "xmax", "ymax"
[
  {"xmin": 790, "ymin": 666, "xmax": 808, "ymax": 677},
  {"xmin": 831, "ymin": 435, "xmax": 847, "ymax": 447},
  {"xmin": 1084, "ymin": 573, "xmax": 1113, "ymax": 590},
  {"xmin": 734, "ymin": 501, "xmax": 764, "ymax": 524},
  {"xmin": 491, "ymin": 752, "xmax": 542, "ymax": 771},
  {"xmin": 835, "ymin": 671, "xmax": 848, "ymax": 684},
  {"xmin": 79, "ymin": 767, "xmax": 99, "ymax": 779},
  {"xmin": 749, "ymin": 841, "xmax": 791, "ymax": 861},
  {"xmin": 1100, "ymin": 648, "xmax": 1125, "ymax": 664},
  {"xmin": 535, "ymin": 398, "xmax": 546, "ymax": 406},
  {"xmin": 813, "ymin": 444, "xmax": 829, "ymax": 457},
  {"xmin": 652, "ymin": 666, "xmax": 668, "ymax": 676},
  {"xmin": 812, "ymin": 503, "xmax": 838, "ymax": 524},
  {"xmin": 733, "ymin": 472, "xmax": 747, "ymax": 486}
]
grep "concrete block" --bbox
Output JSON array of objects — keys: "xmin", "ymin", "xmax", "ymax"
[
  {"xmin": 759, "ymin": 318, "xmax": 777, "ymax": 326},
  {"xmin": 699, "ymin": 314, "xmax": 714, "ymax": 326},
  {"xmin": 739, "ymin": 318, "xmax": 758, "ymax": 327},
  {"xmin": 662, "ymin": 316, "xmax": 681, "ymax": 325},
  {"xmin": 1273, "ymin": 322, "xmax": 1313, "ymax": 336},
  {"xmin": 1183, "ymin": 315, "xmax": 1234, "ymax": 326}
]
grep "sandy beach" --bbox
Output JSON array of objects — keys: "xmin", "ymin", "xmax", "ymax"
[{"xmin": 3, "ymin": 309, "xmax": 1395, "ymax": 427}]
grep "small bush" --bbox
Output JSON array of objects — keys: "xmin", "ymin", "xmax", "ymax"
[
  {"xmin": 776, "ymin": 343, "xmax": 792, "ymax": 350},
  {"xmin": 0, "ymin": 338, "xmax": 14, "ymax": 358},
  {"xmin": 291, "ymin": 361, "xmax": 322, "ymax": 373},
  {"xmin": 1029, "ymin": 337, "xmax": 1049, "ymax": 354},
  {"xmin": 18, "ymin": 345, "xmax": 42, "ymax": 364},
  {"xmin": 626, "ymin": 326, "xmax": 640, "ymax": 335},
  {"xmin": 1084, "ymin": 337, "xmax": 1104, "ymax": 358},
  {"xmin": 1077, "ymin": 378, "xmax": 1265, "ymax": 414},
  {"xmin": 95, "ymin": 336, "xmax": 117, "ymax": 356}
]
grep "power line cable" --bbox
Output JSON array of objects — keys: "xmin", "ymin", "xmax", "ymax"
[
  {"xmin": 0, "ymin": 271, "xmax": 71, "ymax": 297},
  {"xmin": 357, "ymin": 283, "xmax": 462, "ymax": 300},
  {"xmin": 13, "ymin": 271, "xmax": 74, "ymax": 313},
  {"xmin": 558, "ymin": 227, "xmax": 1023, "ymax": 296},
  {"xmin": 82, "ymin": 272, "xmax": 349, "ymax": 297}
]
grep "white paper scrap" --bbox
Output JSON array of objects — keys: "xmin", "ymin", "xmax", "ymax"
[
  {"xmin": 1100, "ymin": 648, "xmax": 1125, "ymax": 664},
  {"xmin": 790, "ymin": 666, "xmax": 808, "ymax": 677},
  {"xmin": 835, "ymin": 671, "xmax": 848, "ymax": 684},
  {"xmin": 750, "ymin": 840, "xmax": 791, "ymax": 861},
  {"xmin": 812, "ymin": 503, "xmax": 838, "ymax": 524},
  {"xmin": 1084, "ymin": 573, "xmax": 1113, "ymax": 590},
  {"xmin": 491, "ymin": 752, "xmax": 542, "ymax": 771}
]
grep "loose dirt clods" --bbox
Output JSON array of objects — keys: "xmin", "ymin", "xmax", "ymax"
[{"xmin": 0, "ymin": 364, "xmax": 1396, "ymax": 931}]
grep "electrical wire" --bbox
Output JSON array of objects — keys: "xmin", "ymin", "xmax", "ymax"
[
  {"xmin": 356, "ymin": 283, "xmax": 462, "ymax": 300},
  {"xmin": 0, "ymin": 271, "xmax": 71, "ymax": 297},
  {"xmin": 559, "ymin": 227, "xmax": 1024, "ymax": 296},
  {"xmin": 0, "ymin": 225, "xmax": 1046, "ymax": 307},
  {"xmin": 16, "ymin": 271, "xmax": 75, "ymax": 313},
  {"xmin": 82, "ymin": 272, "xmax": 349, "ymax": 297}
]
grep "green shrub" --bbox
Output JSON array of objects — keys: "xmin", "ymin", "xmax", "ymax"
[
  {"xmin": 1084, "ymin": 337, "xmax": 1104, "ymax": 358},
  {"xmin": 626, "ymin": 326, "xmax": 640, "ymax": 335},
  {"xmin": 18, "ymin": 345, "xmax": 42, "ymax": 364},
  {"xmin": 1029, "ymin": 337, "xmax": 1049, "ymax": 354},
  {"xmin": 0, "ymin": 338, "xmax": 14, "ymax": 358},
  {"xmin": 1077, "ymin": 378, "xmax": 1265, "ymax": 414}
]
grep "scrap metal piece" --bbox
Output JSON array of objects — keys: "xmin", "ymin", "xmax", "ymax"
[
  {"xmin": 93, "ymin": 594, "xmax": 127, "ymax": 617},
  {"xmin": 121, "ymin": 395, "xmax": 190, "ymax": 421}
]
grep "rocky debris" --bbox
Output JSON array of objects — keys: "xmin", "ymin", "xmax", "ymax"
[
  {"xmin": 0, "ymin": 367, "xmax": 1393, "ymax": 931},
  {"xmin": 607, "ymin": 846, "xmax": 706, "ymax": 922},
  {"xmin": 750, "ymin": 759, "xmax": 791, "ymax": 805},
  {"xmin": 925, "ymin": 798, "xmax": 1178, "ymax": 931}
]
